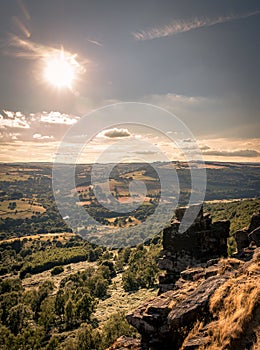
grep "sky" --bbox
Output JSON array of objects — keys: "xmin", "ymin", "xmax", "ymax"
[{"xmin": 0, "ymin": 0, "xmax": 259, "ymax": 163}]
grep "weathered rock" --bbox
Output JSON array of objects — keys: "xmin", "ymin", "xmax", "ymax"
[
  {"xmin": 248, "ymin": 227, "xmax": 260, "ymax": 247},
  {"xmin": 180, "ymin": 267, "xmax": 204, "ymax": 281},
  {"xmin": 168, "ymin": 276, "xmax": 227, "ymax": 329},
  {"xmin": 248, "ymin": 211, "xmax": 260, "ymax": 232},
  {"xmin": 181, "ymin": 324, "xmax": 212, "ymax": 350},
  {"xmin": 182, "ymin": 337, "xmax": 209, "ymax": 350},
  {"xmin": 127, "ymin": 266, "xmax": 229, "ymax": 350},
  {"xmin": 159, "ymin": 205, "xmax": 229, "ymax": 292},
  {"xmin": 124, "ymin": 211, "xmax": 260, "ymax": 350},
  {"xmin": 233, "ymin": 211, "xmax": 260, "ymax": 260},
  {"xmin": 106, "ymin": 336, "xmax": 141, "ymax": 350},
  {"xmin": 175, "ymin": 205, "xmax": 203, "ymax": 223},
  {"xmin": 126, "ymin": 248, "xmax": 260, "ymax": 350},
  {"xmin": 235, "ymin": 229, "xmax": 250, "ymax": 251}
]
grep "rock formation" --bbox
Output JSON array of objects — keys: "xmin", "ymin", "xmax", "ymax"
[
  {"xmin": 107, "ymin": 336, "xmax": 141, "ymax": 349},
  {"xmin": 125, "ymin": 248, "xmax": 260, "ymax": 350},
  {"xmin": 158, "ymin": 205, "xmax": 230, "ymax": 293},
  {"xmin": 234, "ymin": 210, "xmax": 260, "ymax": 260},
  {"xmin": 107, "ymin": 209, "xmax": 260, "ymax": 350}
]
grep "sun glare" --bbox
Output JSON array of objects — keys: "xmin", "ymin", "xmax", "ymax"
[{"xmin": 44, "ymin": 52, "xmax": 75, "ymax": 88}]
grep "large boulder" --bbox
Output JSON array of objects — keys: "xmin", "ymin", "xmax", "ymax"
[
  {"xmin": 248, "ymin": 211, "xmax": 260, "ymax": 232},
  {"xmin": 158, "ymin": 205, "xmax": 229, "ymax": 293},
  {"xmin": 234, "ymin": 211, "xmax": 260, "ymax": 258},
  {"xmin": 235, "ymin": 229, "xmax": 250, "ymax": 251},
  {"xmin": 249, "ymin": 227, "xmax": 260, "ymax": 247}
]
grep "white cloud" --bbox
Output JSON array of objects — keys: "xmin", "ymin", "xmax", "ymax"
[
  {"xmin": 0, "ymin": 109, "xmax": 81, "ymax": 144},
  {"xmin": 40, "ymin": 111, "xmax": 79, "ymax": 125},
  {"xmin": 101, "ymin": 128, "xmax": 131, "ymax": 138},
  {"xmin": 15, "ymin": 111, "xmax": 24, "ymax": 118},
  {"xmin": 0, "ymin": 112, "xmax": 30, "ymax": 129},
  {"xmin": 0, "ymin": 131, "xmax": 21, "ymax": 141},
  {"xmin": 33, "ymin": 133, "xmax": 54, "ymax": 140},
  {"xmin": 11, "ymin": 133, "xmax": 20, "ymax": 140},
  {"xmin": 3, "ymin": 110, "xmax": 15, "ymax": 118},
  {"xmin": 87, "ymin": 39, "xmax": 103, "ymax": 47}
]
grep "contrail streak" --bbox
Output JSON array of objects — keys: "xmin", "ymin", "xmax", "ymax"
[{"xmin": 133, "ymin": 10, "xmax": 260, "ymax": 40}]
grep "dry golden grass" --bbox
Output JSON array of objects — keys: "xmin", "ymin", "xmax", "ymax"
[
  {"xmin": 211, "ymin": 256, "xmax": 259, "ymax": 349},
  {"xmin": 0, "ymin": 232, "xmax": 75, "ymax": 245},
  {"xmin": 180, "ymin": 321, "xmax": 208, "ymax": 350},
  {"xmin": 208, "ymin": 278, "xmax": 259, "ymax": 348},
  {"xmin": 217, "ymin": 257, "xmax": 243, "ymax": 275},
  {"xmin": 181, "ymin": 251, "xmax": 260, "ymax": 350}
]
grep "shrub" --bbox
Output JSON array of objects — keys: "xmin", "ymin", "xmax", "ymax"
[
  {"xmin": 101, "ymin": 311, "xmax": 138, "ymax": 348},
  {"xmin": 122, "ymin": 245, "xmax": 159, "ymax": 292},
  {"xmin": 51, "ymin": 266, "xmax": 64, "ymax": 276}
]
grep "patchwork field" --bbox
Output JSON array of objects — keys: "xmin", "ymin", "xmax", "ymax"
[{"xmin": 0, "ymin": 199, "xmax": 46, "ymax": 219}]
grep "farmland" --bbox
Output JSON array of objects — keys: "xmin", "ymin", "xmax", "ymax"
[{"xmin": 0, "ymin": 162, "xmax": 259, "ymax": 349}]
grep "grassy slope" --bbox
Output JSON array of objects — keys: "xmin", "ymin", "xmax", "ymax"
[
  {"xmin": 0, "ymin": 199, "xmax": 45, "ymax": 219},
  {"xmin": 94, "ymin": 272, "xmax": 158, "ymax": 327}
]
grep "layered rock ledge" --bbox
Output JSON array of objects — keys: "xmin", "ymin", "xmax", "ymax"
[{"xmin": 107, "ymin": 209, "xmax": 260, "ymax": 350}]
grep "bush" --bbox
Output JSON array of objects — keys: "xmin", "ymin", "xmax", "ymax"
[
  {"xmin": 122, "ymin": 245, "xmax": 160, "ymax": 292},
  {"xmin": 101, "ymin": 311, "xmax": 138, "ymax": 348},
  {"xmin": 0, "ymin": 278, "xmax": 22, "ymax": 295},
  {"xmin": 76, "ymin": 325, "xmax": 101, "ymax": 350},
  {"xmin": 51, "ymin": 266, "xmax": 64, "ymax": 276}
]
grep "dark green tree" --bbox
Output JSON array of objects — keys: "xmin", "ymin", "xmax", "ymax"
[
  {"xmin": 76, "ymin": 293, "xmax": 96, "ymax": 322},
  {"xmin": 64, "ymin": 298, "xmax": 75, "ymax": 328},
  {"xmin": 6, "ymin": 303, "xmax": 32, "ymax": 335}
]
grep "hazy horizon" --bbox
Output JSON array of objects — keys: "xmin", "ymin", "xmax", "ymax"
[{"xmin": 1, "ymin": 1, "xmax": 259, "ymax": 163}]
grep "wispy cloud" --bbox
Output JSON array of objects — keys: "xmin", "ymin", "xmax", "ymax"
[
  {"xmin": 133, "ymin": 10, "xmax": 260, "ymax": 40},
  {"xmin": 87, "ymin": 39, "xmax": 103, "ymax": 47},
  {"xmin": 203, "ymin": 149, "xmax": 260, "ymax": 158}
]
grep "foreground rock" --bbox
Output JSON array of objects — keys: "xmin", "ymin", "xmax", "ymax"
[
  {"xmin": 119, "ymin": 210, "xmax": 260, "ymax": 350},
  {"xmin": 126, "ymin": 264, "xmax": 228, "ymax": 349},
  {"xmin": 107, "ymin": 336, "xmax": 141, "ymax": 350},
  {"xmin": 126, "ymin": 249, "xmax": 259, "ymax": 350},
  {"xmin": 234, "ymin": 210, "xmax": 260, "ymax": 260}
]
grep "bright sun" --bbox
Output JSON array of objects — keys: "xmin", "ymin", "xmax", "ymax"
[{"xmin": 44, "ymin": 52, "xmax": 75, "ymax": 88}]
